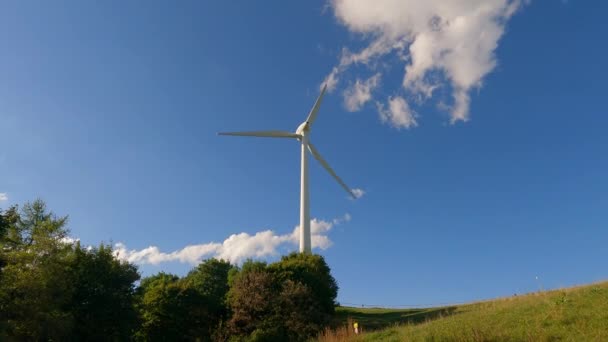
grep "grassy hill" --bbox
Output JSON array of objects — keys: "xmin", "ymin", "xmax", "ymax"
[{"xmin": 321, "ymin": 281, "xmax": 608, "ymax": 341}]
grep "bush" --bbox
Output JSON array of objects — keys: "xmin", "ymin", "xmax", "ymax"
[
  {"xmin": 228, "ymin": 263, "xmax": 279, "ymax": 337},
  {"xmin": 227, "ymin": 253, "xmax": 338, "ymax": 341},
  {"xmin": 270, "ymin": 253, "xmax": 338, "ymax": 316},
  {"xmin": 1, "ymin": 201, "xmax": 341, "ymax": 341},
  {"xmin": 185, "ymin": 259, "xmax": 234, "ymax": 324},
  {"xmin": 136, "ymin": 273, "xmax": 213, "ymax": 341},
  {"xmin": 0, "ymin": 201, "xmax": 140, "ymax": 340}
]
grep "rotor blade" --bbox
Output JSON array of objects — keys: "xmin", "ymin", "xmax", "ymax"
[
  {"xmin": 305, "ymin": 84, "xmax": 327, "ymax": 127},
  {"xmin": 307, "ymin": 142, "xmax": 356, "ymax": 198},
  {"xmin": 218, "ymin": 130, "xmax": 300, "ymax": 139}
]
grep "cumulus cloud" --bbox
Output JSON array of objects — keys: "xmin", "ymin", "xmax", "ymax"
[
  {"xmin": 322, "ymin": 67, "xmax": 340, "ymax": 92},
  {"xmin": 343, "ymin": 74, "xmax": 381, "ymax": 112},
  {"xmin": 377, "ymin": 96, "xmax": 418, "ymax": 129},
  {"xmin": 288, "ymin": 218, "xmax": 337, "ymax": 250},
  {"xmin": 60, "ymin": 236, "xmax": 80, "ymax": 244},
  {"xmin": 333, "ymin": 213, "xmax": 351, "ymax": 224},
  {"xmin": 0, "ymin": 193, "xmax": 7, "ymax": 202},
  {"xmin": 325, "ymin": 0, "xmax": 526, "ymax": 124},
  {"xmin": 114, "ymin": 215, "xmax": 350, "ymax": 265}
]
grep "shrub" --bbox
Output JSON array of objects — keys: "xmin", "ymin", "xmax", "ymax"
[{"xmin": 227, "ymin": 254, "xmax": 339, "ymax": 341}]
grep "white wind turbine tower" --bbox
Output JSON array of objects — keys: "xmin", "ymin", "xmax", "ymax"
[{"xmin": 219, "ymin": 84, "xmax": 356, "ymax": 253}]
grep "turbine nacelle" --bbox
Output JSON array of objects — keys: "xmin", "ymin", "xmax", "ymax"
[{"xmin": 295, "ymin": 121, "xmax": 310, "ymax": 136}]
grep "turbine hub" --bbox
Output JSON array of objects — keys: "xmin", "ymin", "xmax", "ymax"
[{"xmin": 296, "ymin": 121, "xmax": 309, "ymax": 135}]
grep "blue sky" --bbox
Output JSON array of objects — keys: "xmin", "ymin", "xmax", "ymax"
[{"xmin": 1, "ymin": 1, "xmax": 607, "ymax": 307}]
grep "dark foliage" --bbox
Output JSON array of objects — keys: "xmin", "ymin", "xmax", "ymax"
[
  {"xmin": 136, "ymin": 275, "xmax": 212, "ymax": 341},
  {"xmin": 227, "ymin": 254, "xmax": 339, "ymax": 341},
  {"xmin": 69, "ymin": 244, "xmax": 140, "ymax": 341},
  {"xmin": 0, "ymin": 201, "xmax": 339, "ymax": 341},
  {"xmin": 0, "ymin": 200, "xmax": 140, "ymax": 340}
]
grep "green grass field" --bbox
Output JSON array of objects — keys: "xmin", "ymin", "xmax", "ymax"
[{"xmin": 324, "ymin": 281, "xmax": 608, "ymax": 341}]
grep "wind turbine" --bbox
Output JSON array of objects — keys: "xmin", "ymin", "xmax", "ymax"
[{"xmin": 219, "ymin": 84, "xmax": 356, "ymax": 253}]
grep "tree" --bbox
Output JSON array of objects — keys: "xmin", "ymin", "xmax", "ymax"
[
  {"xmin": 270, "ymin": 252, "xmax": 338, "ymax": 314},
  {"xmin": 136, "ymin": 273, "xmax": 212, "ymax": 341},
  {"xmin": 0, "ymin": 206, "xmax": 19, "ymax": 276},
  {"xmin": 0, "ymin": 200, "xmax": 73, "ymax": 340},
  {"xmin": 185, "ymin": 258, "xmax": 234, "ymax": 340},
  {"xmin": 139, "ymin": 272, "xmax": 180, "ymax": 292},
  {"xmin": 227, "ymin": 255, "xmax": 339, "ymax": 341},
  {"xmin": 185, "ymin": 259, "xmax": 233, "ymax": 315},
  {"xmin": 227, "ymin": 264, "xmax": 284, "ymax": 340},
  {"xmin": 68, "ymin": 243, "xmax": 140, "ymax": 341},
  {"xmin": 269, "ymin": 253, "xmax": 338, "ymax": 341},
  {"xmin": 276, "ymin": 280, "xmax": 324, "ymax": 341},
  {"xmin": 0, "ymin": 200, "xmax": 142, "ymax": 341},
  {"xmin": 1, "ymin": 200, "xmax": 341, "ymax": 341}
]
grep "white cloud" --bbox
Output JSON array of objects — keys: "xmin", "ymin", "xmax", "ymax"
[
  {"xmin": 322, "ymin": 67, "xmax": 340, "ymax": 92},
  {"xmin": 115, "ymin": 242, "xmax": 222, "ymax": 265},
  {"xmin": 114, "ymin": 215, "xmax": 351, "ymax": 265},
  {"xmin": 325, "ymin": 0, "xmax": 525, "ymax": 123},
  {"xmin": 60, "ymin": 236, "xmax": 80, "ymax": 244},
  {"xmin": 0, "ymin": 193, "xmax": 7, "ymax": 202},
  {"xmin": 333, "ymin": 213, "xmax": 351, "ymax": 224},
  {"xmin": 288, "ymin": 218, "xmax": 337, "ymax": 250},
  {"xmin": 343, "ymin": 74, "xmax": 381, "ymax": 112},
  {"xmin": 351, "ymin": 188, "xmax": 365, "ymax": 199},
  {"xmin": 377, "ymin": 96, "xmax": 418, "ymax": 129}
]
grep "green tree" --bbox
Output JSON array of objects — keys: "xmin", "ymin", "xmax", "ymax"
[
  {"xmin": 227, "ymin": 255, "xmax": 339, "ymax": 341},
  {"xmin": 0, "ymin": 206, "xmax": 19, "ymax": 276},
  {"xmin": 227, "ymin": 263, "xmax": 284, "ymax": 340},
  {"xmin": 1, "ymin": 200, "xmax": 341, "ymax": 341},
  {"xmin": 0, "ymin": 200, "xmax": 73, "ymax": 340},
  {"xmin": 270, "ymin": 253, "xmax": 338, "ymax": 341},
  {"xmin": 0, "ymin": 200, "xmax": 142, "ymax": 341},
  {"xmin": 137, "ymin": 273, "xmax": 212, "ymax": 341},
  {"xmin": 276, "ymin": 279, "xmax": 324, "ymax": 340},
  {"xmin": 185, "ymin": 258, "xmax": 234, "ymax": 339},
  {"xmin": 139, "ymin": 272, "xmax": 180, "ymax": 292},
  {"xmin": 269, "ymin": 252, "xmax": 338, "ymax": 316},
  {"xmin": 68, "ymin": 243, "xmax": 140, "ymax": 341}
]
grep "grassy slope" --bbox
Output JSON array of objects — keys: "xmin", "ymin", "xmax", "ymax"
[
  {"xmin": 334, "ymin": 306, "xmax": 458, "ymax": 331},
  {"xmin": 332, "ymin": 281, "xmax": 608, "ymax": 341}
]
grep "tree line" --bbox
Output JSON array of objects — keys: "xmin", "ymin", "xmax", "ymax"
[{"xmin": 0, "ymin": 200, "xmax": 339, "ymax": 341}]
